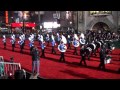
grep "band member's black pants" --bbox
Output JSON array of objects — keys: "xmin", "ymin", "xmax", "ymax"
[
  {"xmin": 41, "ymin": 49, "xmax": 45, "ymax": 58},
  {"xmin": 30, "ymin": 46, "xmax": 34, "ymax": 54},
  {"xmin": 23, "ymin": 42, "xmax": 25, "ymax": 49},
  {"xmin": 80, "ymin": 44, "xmax": 84, "ymax": 48},
  {"xmin": 12, "ymin": 44, "xmax": 15, "ymax": 51},
  {"xmin": 4, "ymin": 43, "xmax": 6, "ymax": 49},
  {"xmin": 20, "ymin": 44, "xmax": 24, "ymax": 53},
  {"xmin": 91, "ymin": 50, "xmax": 97, "ymax": 56},
  {"xmin": 79, "ymin": 56, "xmax": 87, "ymax": 66},
  {"xmin": 95, "ymin": 48, "xmax": 99, "ymax": 53},
  {"xmin": 52, "ymin": 46, "xmax": 56, "ymax": 54},
  {"xmin": 59, "ymin": 52, "xmax": 65, "ymax": 62},
  {"xmin": 98, "ymin": 58, "xmax": 105, "ymax": 70},
  {"xmin": 47, "ymin": 41, "xmax": 49, "ymax": 46},
  {"xmin": 58, "ymin": 41, "xmax": 60, "ymax": 45},
  {"xmin": 68, "ymin": 43, "xmax": 71, "ymax": 49},
  {"xmin": 86, "ymin": 52, "xmax": 91, "ymax": 60},
  {"xmin": 73, "ymin": 47, "xmax": 78, "ymax": 55}
]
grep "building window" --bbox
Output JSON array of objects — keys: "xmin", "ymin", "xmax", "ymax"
[
  {"xmin": 90, "ymin": 11, "xmax": 112, "ymax": 16},
  {"xmin": 66, "ymin": 11, "xmax": 72, "ymax": 20}
]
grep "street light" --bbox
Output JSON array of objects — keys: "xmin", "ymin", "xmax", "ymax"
[{"xmin": 70, "ymin": 21, "xmax": 72, "ymax": 24}]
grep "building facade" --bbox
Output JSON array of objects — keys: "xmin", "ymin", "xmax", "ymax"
[{"xmin": 72, "ymin": 11, "xmax": 120, "ymax": 33}]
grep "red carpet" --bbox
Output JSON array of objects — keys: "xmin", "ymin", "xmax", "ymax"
[{"xmin": 0, "ymin": 38, "xmax": 120, "ymax": 79}]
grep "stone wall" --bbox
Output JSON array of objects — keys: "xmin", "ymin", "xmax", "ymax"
[{"xmin": 84, "ymin": 11, "xmax": 118, "ymax": 32}]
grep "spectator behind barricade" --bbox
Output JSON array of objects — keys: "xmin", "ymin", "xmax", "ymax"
[
  {"xmin": 14, "ymin": 69, "xmax": 26, "ymax": 79},
  {"xmin": 9, "ymin": 56, "xmax": 14, "ymax": 77},
  {"xmin": 0, "ymin": 57, "xmax": 4, "ymax": 77},
  {"xmin": 31, "ymin": 46, "xmax": 40, "ymax": 76}
]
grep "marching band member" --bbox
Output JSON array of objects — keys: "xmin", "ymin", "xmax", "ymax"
[
  {"xmin": 98, "ymin": 45, "xmax": 106, "ymax": 70},
  {"xmin": 107, "ymin": 41, "xmax": 112, "ymax": 54},
  {"xmin": 2, "ymin": 35, "xmax": 6, "ymax": 49},
  {"xmin": 79, "ymin": 33, "xmax": 86, "ymax": 47},
  {"xmin": 67, "ymin": 35, "xmax": 71, "ymax": 49},
  {"xmin": 79, "ymin": 45, "xmax": 87, "ymax": 66},
  {"xmin": 18, "ymin": 34, "xmax": 24, "ymax": 53},
  {"xmin": 90, "ymin": 41, "xmax": 97, "ymax": 56},
  {"xmin": 59, "ymin": 41, "xmax": 66, "ymax": 62},
  {"xmin": 71, "ymin": 34, "xmax": 80, "ymax": 55},
  {"xmin": 29, "ymin": 42, "xmax": 34, "ymax": 54},
  {"xmin": 38, "ymin": 34, "xmax": 43, "ymax": 44},
  {"xmin": 29, "ymin": 36, "xmax": 34, "ymax": 54},
  {"xmin": 46, "ymin": 33, "xmax": 50, "ymax": 46},
  {"xmin": 51, "ymin": 39, "xmax": 56, "ymax": 54},
  {"xmin": 22, "ymin": 33, "xmax": 26, "ymax": 49},
  {"xmin": 51, "ymin": 34, "xmax": 56, "ymax": 54},
  {"xmin": 73, "ymin": 38, "xmax": 78, "ymax": 55},
  {"xmin": 41, "ymin": 41, "xmax": 46, "ymax": 58},
  {"xmin": 57, "ymin": 33, "xmax": 61, "ymax": 45},
  {"xmin": 73, "ymin": 34, "xmax": 79, "ymax": 55},
  {"xmin": 10, "ymin": 34, "xmax": 16, "ymax": 51},
  {"xmin": 58, "ymin": 34, "xmax": 67, "ymax": 62},
  {"xmin": 60, "ymin": 34, "xmax": 67, "ymax": 45},
  {"xmin": 85, "ymin": 45, "xmax": 92, "ymax": 60},
  {"xmin": 79, "ymin": 37, "xmax": 86, "ymax": 47},
  {"xmin": 94, "ymin": 39, "xmax": 100, "ymax": 53}
]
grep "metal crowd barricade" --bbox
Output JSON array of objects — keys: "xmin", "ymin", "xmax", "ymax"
[{"xmin": 0, "ymin": 62, "xmax": 21, "ymax": 76}]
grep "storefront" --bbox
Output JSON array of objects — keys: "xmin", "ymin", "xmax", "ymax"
[{"xmin": 11, "ymin": 22, "xmax": 36, "ymax": 34}]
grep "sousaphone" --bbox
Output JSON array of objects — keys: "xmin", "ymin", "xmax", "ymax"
[
  {"xmin": 58, "ymin": 44, "xmax": 67, "ymax": 52},
  {"xmin": 72, "ymin": 40, "xmax": 80, "ymax": 47},
  {"xmin": 80, "ymin": 38, "xmax": 86, "ymax": 45}
]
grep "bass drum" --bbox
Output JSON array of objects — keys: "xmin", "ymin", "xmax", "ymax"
[
  {"xmin": 86, "ymin": 47, "xmax": 92, "ymax": 54},
  {"xmin": 95, "ymin": 41, "xmax": 101, "ymax": 48},
  {"xmin": 88, "ymin": 43, "xmax": 96, "ymax": 50},
  {"xmin": 99, "ymin": 40, "xmax": 104, "ymax": 45}
]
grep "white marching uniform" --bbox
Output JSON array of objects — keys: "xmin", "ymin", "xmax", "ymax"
[
  {"xmin": 38, "ymin": 34, "xmax": 43, "ymax": 42},
  {"xmin": 58, "ymin": 35, "xmax": 67, "ymax": 52},
  {"xmin": 46, "ymin": 34, "xmax": 49, "ymax": 41},
  {"xmin": 18, "ymin": 35, "xmax": 24, "ymax": 45},
  {"xmin": 2, "ymin": 35, "xmax": 6, "ymax": 43},
  {"xmin": 73, "ymin": 34, "xmax": 79, "ymax": 40},
  {"xmin": 79, "ymin": 33, "xmax": 86, "ymax": 45},
  {"xmin": 61, "ymin": 35, "xmax": 67, "ymax": 44},
  {"xmin": 10, "ymin": 34, "xmax": 15, "ymax": 44},
  {"xmin": 72, "ymin": 34, "xmax": 80, "ymax": 47}
]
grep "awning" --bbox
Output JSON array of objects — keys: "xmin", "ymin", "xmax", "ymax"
[{"xmin": 11, "ymin": 23, "xmax": 36, "ymax": 28}]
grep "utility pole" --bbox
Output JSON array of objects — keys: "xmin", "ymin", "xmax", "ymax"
[
  {"xmin": 77, "ymin": 11, "xmax": 79, "ymax": 34},
  {"xmin": 38, "ymin": 11, "xmax": 41, "ymax": 26},
  {"xmin": 38, "ymin": 11, "xmax": 43, "ymax": 34},
  {"xmin": 117, "ymin": 11, "xmax": 119, "ymax": 32},
  {"xmin": 23, "ymin": 12, "xmax": 25, "ymax": 33}
]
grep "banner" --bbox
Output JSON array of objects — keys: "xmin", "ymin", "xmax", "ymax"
[
  {"xmin": 5, "ymin": 11, "xmax": 8, "ymax": 24},
  {"xmin": 11, "ymin": 23, "xmax": 36, "ymax": 28}
]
